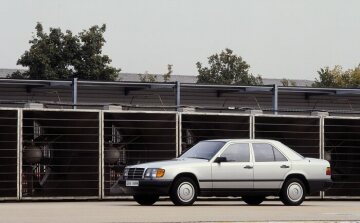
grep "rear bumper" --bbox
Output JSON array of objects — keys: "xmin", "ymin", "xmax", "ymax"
[
  {"xmin": 308, "ymin": 179, "xmax": 333, "ymax": 194},
  {"xmin": 118, "ymin": 179, "xmax": 172, "ymax": 196}
]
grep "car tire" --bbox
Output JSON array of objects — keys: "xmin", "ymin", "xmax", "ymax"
[
  {"xmin": 133, "ymin": 194, "xmax": 159, "ymax": 206},
  {"xmin": 280, "ymin": 178, "xmax": 306, "ymax": 206},
  {"xmin": 170, "ymin": 177, "xmax": 198, "ymax": 206},
  {"xmin": 242, "ymin": 196, "xmax": 265, "ymax": 205}
]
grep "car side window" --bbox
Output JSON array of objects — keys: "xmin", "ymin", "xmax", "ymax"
[
  {"xmin": 253, "ymin": 143, "xmax": 288, "ymax": 162},
  {"xmin": 273, "ymin": 147, "xmax": 288, "ymax": 161},
  {"xmin": 253, "ymin": 143, "xmax": 274, "ymax": 162},
  {"xmin": 220, "ymin": 143, "xmax": 250, "ymax": 162}
]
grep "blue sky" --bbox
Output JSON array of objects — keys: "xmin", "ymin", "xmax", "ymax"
[{"xmin": 1, "ymin": 0, "xmax": 359, "ymax": 80}]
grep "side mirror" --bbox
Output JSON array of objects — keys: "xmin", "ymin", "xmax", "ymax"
[{"xmin": 214, "ymin": 156, "xmax": 227, "ymax": 163}]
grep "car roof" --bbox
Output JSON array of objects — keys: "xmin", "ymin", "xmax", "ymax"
[{"xmin": 203, "ymin": 139, "xmax": 304, "ymax": 160}]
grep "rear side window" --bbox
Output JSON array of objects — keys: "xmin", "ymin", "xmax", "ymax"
[
  {"xmin": 273, "ymin": 147, "xmax": 288, "ymax": 161},
  {"xmin": 253, "ymin": 143, "xmax": 288, "ymax": 162},
  {"xmin": 220, "ymin": 143, "xmax": 250, "ymax": 162},
  {"xmin": 253, "ymin": 143, "xmax": 274, "ymax": 162}
]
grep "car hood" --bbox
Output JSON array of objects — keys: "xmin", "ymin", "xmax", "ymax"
[{"xmin": 126, "ymin": 158, "xmax": 208, "ymax": 169}]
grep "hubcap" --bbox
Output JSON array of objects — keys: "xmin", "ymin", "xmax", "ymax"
[
  {"xmin": 287, "ymin": 182, "xmax": 303, "ymax": 202},
  {"xmin": 177, "ymin": 182, "xmax": 195, "ymax": 202}
]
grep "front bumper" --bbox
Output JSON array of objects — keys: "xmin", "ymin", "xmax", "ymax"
[
  {"xmin": 118, "ymin": 179, "xmax": 172, "ymax": 196},
  {"xmin": 308, "ymin": 179, "xmax": 333, "ymax": 194}
]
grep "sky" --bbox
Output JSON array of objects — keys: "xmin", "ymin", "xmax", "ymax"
[{"xmin": 0, "ymin": 0, "xmax": 359, "ymax": 80}]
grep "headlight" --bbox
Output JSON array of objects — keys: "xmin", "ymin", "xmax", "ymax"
[
  {"xmin": 144, "ymin": 168, "xmax": 165, "ymax": 179},
  {"xmin": 124, "ymin": 168, "xmax": 129, "ymax": 177}
]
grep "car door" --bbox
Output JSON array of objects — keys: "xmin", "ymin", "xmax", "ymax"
[
  {"xmin": 211, "ymin": 143, "xmax": 254, "ymax": 190},
  {"xmin": 251, "ymin": 143, "xmax": 291, "ymax": 189}
]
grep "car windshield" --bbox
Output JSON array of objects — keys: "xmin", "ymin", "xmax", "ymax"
[{"xmin": 180, "ymin": 141, "xmax": 226, "ymax": 160}]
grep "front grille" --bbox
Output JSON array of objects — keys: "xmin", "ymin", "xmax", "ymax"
[{"xmin": 126, "ymin": 168, "xmax": 144, "ymax": 179}]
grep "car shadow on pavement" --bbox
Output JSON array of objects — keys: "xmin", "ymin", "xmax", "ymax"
[{"xmin": 116, "ymin": 203, "xmax": 313, "ymax": 207}]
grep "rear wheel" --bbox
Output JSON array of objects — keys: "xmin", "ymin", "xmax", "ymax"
[
  {"xmin": 280, "ymin": 178, "xmax": 306, "ymax": 206},
  {"xmin": 133, "ymin": 194, "xmax": 159, "ymax": 206},
  {"xmin": 242, "ymin": 196, "xmax": 265, "ymax": 205},
  {"xmin": 170, "ymin": 177, "xmax": 198, "ymax": 206}
]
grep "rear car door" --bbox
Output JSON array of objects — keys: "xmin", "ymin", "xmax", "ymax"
[
  {"xmin": 251, "ymin": 143, "xmax": 291, "ymax": 189},
  {"xmin": 211, "ymin": 143, "xmax": 254, "ymax": 190}
]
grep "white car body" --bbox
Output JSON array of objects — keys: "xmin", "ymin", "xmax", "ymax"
[{"xmin": 120, "ymin": 139, "xmax": 332, "ymax": 205}]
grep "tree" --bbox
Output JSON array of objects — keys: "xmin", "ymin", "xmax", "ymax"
[
  {"xmin": 312, "ymin": 67, "xmax": 337, "ymax": 87},
  {"xmin": 163, "ymin": 64, "xmax": 173, "ymax": 82},
  {"xmin": 312, "ymin": 64, "xmax": 360, "ymax": 88},
  {"xmin": 138, "ymin": 65, "xmax": 173, "ymax": 83},
  {"xmin": 196, "ymin": 48, "xmax": 262, "ymax": 85},
  {"xmin": 280, "ymin": 78, "xmax": 297, "ymax": 86},
  {"xmin": 138, "ymin": 71, "xmax": 157, "ymax": 82},
  {"xmin": 8, "ymin": 23, "xmax": 120, "ymax": 80}
]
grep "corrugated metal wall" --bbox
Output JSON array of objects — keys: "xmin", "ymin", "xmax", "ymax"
[
  {"xmin": 102, "ymin": 111, "xmax": 177, "ymax": 197},
  {"xmin": 21, "ymin": 110, "xmax": 100, "ymax": 199},
  {"xmin": 324, "ymin": 117, "xmax": 360, "ymax": 197},
  {"xmin": 0, "ymin": 109, "xmax": 18, "ymax": 200},
  {"xmin": 1, "ymin": 107, "xmax": 360, "ymax": 200},
  {"xmin": 254, "ymin": 115, "xmax": 320, "ymax": 159}
]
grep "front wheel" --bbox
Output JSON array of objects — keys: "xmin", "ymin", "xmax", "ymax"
[
  {"xmin": 242, "ymin": 196, "xmax": 265, "ymax": 205},
  {"xmin": 170, "ymin": 177, "xmax": 198, "ymax": 206},
  {"xmin": 280, "ymin": 178, "xmax": 306, "ymax": 206},
  {"xmin": 133, "ymin": 194, "xmax": 159, "ymax": 206}
]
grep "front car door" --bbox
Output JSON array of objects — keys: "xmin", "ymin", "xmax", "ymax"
[
  {"xmin": 251, "ymin": 143, "xmax": 291, "ymax": 190},
  {"xmin": 211, "ymin": 143, "xmax": 254, "ymax": 193}
]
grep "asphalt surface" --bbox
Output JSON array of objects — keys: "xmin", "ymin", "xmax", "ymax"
[{"xmin": 0, "ymin": 200, "xmax": 359, "ymax": 223}]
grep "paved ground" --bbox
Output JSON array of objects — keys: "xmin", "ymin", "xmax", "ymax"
[{"xmin": 0, "ymin": 200, "xmax": 359, "ymax": 223}]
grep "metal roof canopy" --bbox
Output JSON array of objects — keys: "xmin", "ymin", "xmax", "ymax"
[
  {"xmin": 2, "ymin": 78, "xmax": 360, "ymax": 113},
  {"xmin": 2, "ymin": 78, "xmax": 360, "ymax": 94}
]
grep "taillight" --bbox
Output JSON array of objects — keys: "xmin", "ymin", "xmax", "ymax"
[{"xmin": 326, "ymin": 167, "xmax": 331, "ymax": 176}]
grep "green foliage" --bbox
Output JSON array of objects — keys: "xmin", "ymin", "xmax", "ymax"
[
  {"xmin": 138, "ymin": 71, "xmax": 158, "ymax": 82},
  {"xmin": 9, "ymin": 70, "xmax": 28, "ymax": 79},
  {"xmin": 312, "ymin": 64, "xmax": 360, "ymax": 88},
  {"xmin": 280, "ymin": 78, "xmax": 297, "ymax": 86},
  {"xmin": 196, "ymin": 48, "xmax": 263, "ymax": 85},
  {"xmin": 312, "ymin": 67, "xmax": 337, "ymax": 87},
  {"xmin": 8, "ymin": 23, "xmax": 120, "ymax": 80},
  {"xmin": 163, "ymin": 64, "xmax": 173, "ymax": 82},
  {"xmin": 138, "ymin": 65, "xmax": 173, "ymax": 83}
]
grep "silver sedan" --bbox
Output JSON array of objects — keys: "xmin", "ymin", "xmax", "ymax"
[{"xmin": 120, "ymin": 139, "xmax": 332, "ymax": 206}]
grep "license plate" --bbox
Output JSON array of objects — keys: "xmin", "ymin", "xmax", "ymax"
[{"xmin": 126, "ymin": 180, "xmax": 139, "ymax": 187}]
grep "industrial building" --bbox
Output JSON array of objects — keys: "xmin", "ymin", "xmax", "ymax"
[{"xmin": 0, "ymin": 78, "xmax": 359, "ymax": 200}]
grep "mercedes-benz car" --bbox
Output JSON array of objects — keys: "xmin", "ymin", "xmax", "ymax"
[{"xmin": 119, "ymin": 139, "xmax": 332, "ymax": 206}]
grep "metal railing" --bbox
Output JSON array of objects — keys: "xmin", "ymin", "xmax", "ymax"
[
  {"xmin": 1, "ymin": 107, "xmax": 360, "ymax": 200},
  {"xmin": 324, "ymin": 116, "xmax": 360, "ymax": 198},
  {"xmin": 0, "ymin": 109, "xmax": 18, "ymax": 200},
  {"xmin": 102, "ymin": 111, "xmax": 177, "ymax": 198},
  {"xmin": 21, "ymin": 109, "xmax": 100, "ymax": 200}
]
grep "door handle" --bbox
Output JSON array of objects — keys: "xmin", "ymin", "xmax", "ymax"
[
  {"xmin": 244, "ymin": 165, "xmax": 253, "ymax": 169},
  {"xmin": 280, "ymin": 165, "xmax": 290, "ymax": 169}
]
